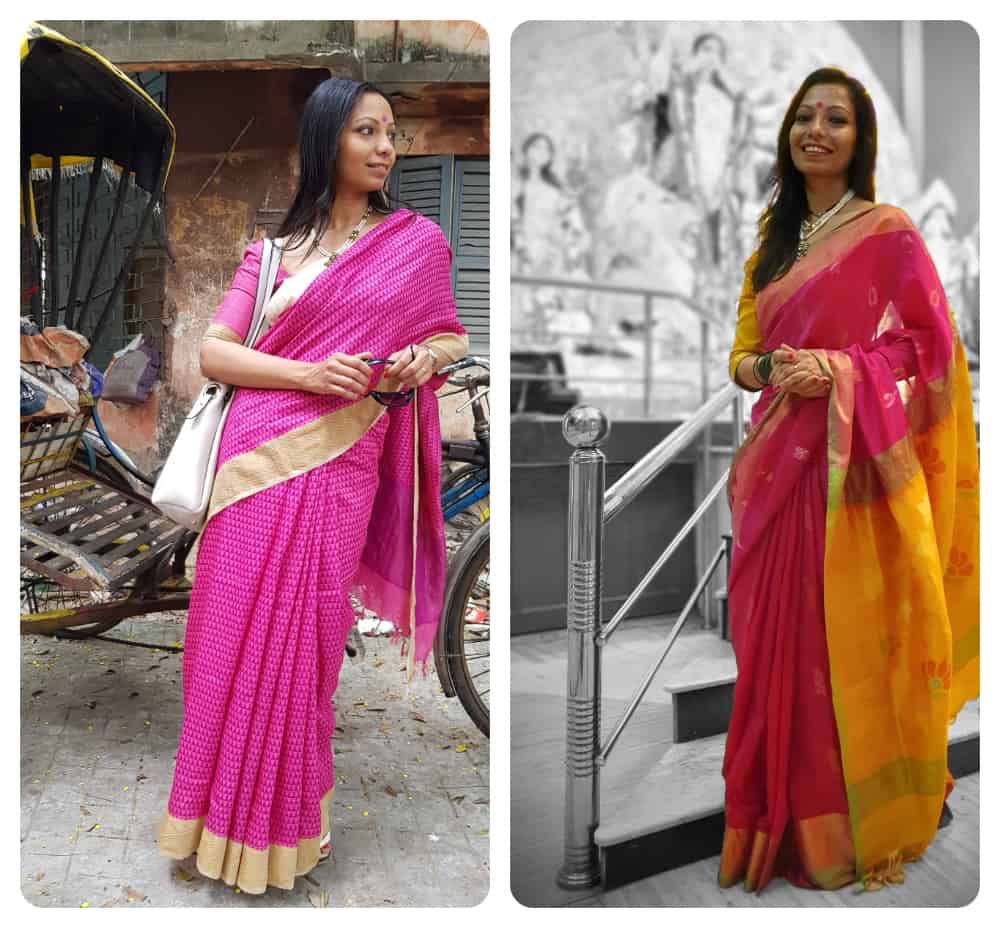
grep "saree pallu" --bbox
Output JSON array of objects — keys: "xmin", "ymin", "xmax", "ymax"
[
  {"xmin": 720, "ymin": 206, "xmax": 979, "ymax": 893},
  {"xmin": 156, "ymin": 209, "xmax": 468, "ymax": 892}
]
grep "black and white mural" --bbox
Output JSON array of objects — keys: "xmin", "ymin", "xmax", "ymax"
[{"xmin": 511, "ymin": 21, "xmax": 979, "ymax": 418}]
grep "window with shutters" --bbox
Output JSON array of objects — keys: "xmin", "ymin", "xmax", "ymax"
[{"xmin": 390, "ymin": 155, "xmax": 489, "ymax": 354}]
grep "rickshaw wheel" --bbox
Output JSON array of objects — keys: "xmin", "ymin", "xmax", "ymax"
[
  {"xmin": 20, "ymin": 578, "xmax": 131, "ymax": 638},
  {"xmin": 52, "ymin": 615, "xmax": 129, "ymax": 639}
]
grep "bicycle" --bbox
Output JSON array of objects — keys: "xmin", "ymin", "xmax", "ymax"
[{"xmin": 435, "ymin": 356, "xmax": 490, "ymax": 737}]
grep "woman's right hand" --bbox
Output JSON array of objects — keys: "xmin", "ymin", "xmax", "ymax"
[{"xmin": 298, "ymin": 352, "xmax": 373, "ymax": 399}]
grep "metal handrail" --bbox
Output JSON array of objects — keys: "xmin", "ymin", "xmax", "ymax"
[
  {"xmin": 598, "ymin": 470, "xmax": 730, "ymax": 645},
  {"xmin": 557, "ymin": 386, "xmax": 747, "ymax": 889},
  {"xmin": 511, "ymin": 273, "xmax": 722, "ymax": 326},
  {"xmin": 512, "ymin": 273, "xmax": 724, "ymax": 418},
  {"xmin": 597, "ymin": 539, "xmax": 728, "ymax": 765},
  {"xmin": 604, "ymin": 382, "xmax": 738, "ymax": 524}
]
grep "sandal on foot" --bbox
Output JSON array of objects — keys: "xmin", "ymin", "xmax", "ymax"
[{"xmin": 319, "ymin": 832, "xmax": 331, "ymax": 861}]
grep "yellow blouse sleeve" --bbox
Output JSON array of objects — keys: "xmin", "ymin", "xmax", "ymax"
[{"xmin": 729, "ymin": 252, "xmax": 764, "ymax": 383}]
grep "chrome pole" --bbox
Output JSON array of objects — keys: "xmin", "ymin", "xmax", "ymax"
[{"xmin": 558, "ymin": 405, "xmax": 610, "ymax": 890}]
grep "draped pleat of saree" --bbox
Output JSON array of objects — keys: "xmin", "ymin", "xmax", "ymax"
[
  {"xmin": 720, "ymin": 206, "xmax": 979, "ymax": 893},
  {"xmin": 156, "ymin": 210, "xmax": 468, "ymax": 893}
]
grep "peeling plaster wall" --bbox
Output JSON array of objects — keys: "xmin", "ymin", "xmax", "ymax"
[
  {"xmin": 39, "ymin": 20, "xmax": 489, "ymax": 81},
  {"xmin": 355, "ymin": 20, "xmax": 489, "ymax": 63},
  {"xmin": 40, "ymin": 21, "xmax": 359, "ymax": 71},
  {"xmin": 158, "ymin": 68, "xmax": 315, "ymax": 462}
]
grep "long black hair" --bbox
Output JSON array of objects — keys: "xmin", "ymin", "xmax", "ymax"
[
  {"xmin": 275, "ymin": 77, "xmax": 396, "ymax": 254},
  {"xmin": 751, "ymin": 67, "xmax": 877, "ymax": 293},
  {"xmin": 519, "ymin": 132, "xmax": 562, "ymax": 189}
]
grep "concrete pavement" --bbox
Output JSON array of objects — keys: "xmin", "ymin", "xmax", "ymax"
[{"xmin": 21, "ymin": 608, "xmax": 489, "ymax": 908}]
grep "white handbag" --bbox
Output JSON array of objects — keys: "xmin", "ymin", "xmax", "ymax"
[{"xmin": 152, "ymin": 239, "xmax": 280, "ymax": 530}]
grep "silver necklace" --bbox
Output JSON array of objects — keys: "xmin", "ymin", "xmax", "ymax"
[
  {"xmin": 797, "ymin": 189, "xmax": 854, "ymax": 259},
  {"xmin": 314, "ymin": 205, "xmax": 373, "ymax": 265}
]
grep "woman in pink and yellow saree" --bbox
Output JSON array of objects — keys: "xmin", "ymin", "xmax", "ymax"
[
  {"xmin": 720, "ymin": 69, "xmax": 978, "ymax": 894},
  {"xmin": 155, "ymin": 79, "xmax": 468, "ymax": 893}
]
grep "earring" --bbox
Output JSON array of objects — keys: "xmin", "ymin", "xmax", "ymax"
[{"xmin": 377, "ymin": 179, "xmax": 391, "ymax": 212}]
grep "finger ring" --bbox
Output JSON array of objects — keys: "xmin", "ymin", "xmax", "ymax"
[{"xmin": 410, "ymin": 345, "xmax": 416, "ymax": 361}]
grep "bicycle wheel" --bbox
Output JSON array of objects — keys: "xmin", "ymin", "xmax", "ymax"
[{"xmin": 443, "ymin": 523, "xmax": 489, "ymax": 737}]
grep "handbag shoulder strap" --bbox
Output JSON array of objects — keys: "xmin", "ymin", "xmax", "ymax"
[{"xmin": 244, "ymin": 238, "xmax": 282, "ymax": 348}]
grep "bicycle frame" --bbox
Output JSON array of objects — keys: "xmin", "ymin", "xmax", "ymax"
[{"xmin": 440, "ymin": 356, "xmax": 490, "ymax": 521}]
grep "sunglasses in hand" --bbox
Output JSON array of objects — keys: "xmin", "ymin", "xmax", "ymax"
[{"xmin": 364, "ymin": 358, "xmax": 415, "ymax": 407}]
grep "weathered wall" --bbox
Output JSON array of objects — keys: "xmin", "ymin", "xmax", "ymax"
[
  {"xmin": 39, "ymin": 20, "xmax": 489, "ymax": 82},
  {"xmin": 158, "ymin": 68, "xmax": 316, "ymax": 460},
  {"xmin": 387, "ymin": 83, "xmax": 489, "ymax": 156}
]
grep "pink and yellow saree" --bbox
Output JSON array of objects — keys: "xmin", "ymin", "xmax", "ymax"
[
  {"xmin": 720, "ymin": 206, "xmax": 979, "ymax": 892},
  {"xmin": 155, "ymin": 209, "xmax": 468, "ymax": 893}
]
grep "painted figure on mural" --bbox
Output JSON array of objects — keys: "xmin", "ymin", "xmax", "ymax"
[
  {"xmin": 912, "ymin": 179, "xmax": 980, "ymax": 359},
  {"xmin": 512, "ymin": 132, "xmax": 594, "ymax": 344},
  {"xmin": 656, "ymin": 34, "xmax": 764, "ymax": 325}
]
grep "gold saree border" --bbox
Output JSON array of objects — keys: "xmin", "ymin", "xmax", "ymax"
[
  {"xmin": 795, "ymin": 813, "xmax": 857, "ymax": 889},
  {"xmin": 841, "ymin": 433, "xmax": 921, "ymax": 505},
  {"xmin": 755, "ymin": 205, "xmax": 904, "ymax": 330},
  {"xmin": 422, "ymin": 331, "xmax": 469, "ymax": 365},
  {"xmin": 719, "ymin": 814, "xmax": 857, "ymax": 893},
  {"xmin": 203, "ymin": 322, "xmax": 241, "ymax": 344},
  {"xmin": 203, "ymin": 331, "xmax": 468, "ymax": 528},
  {"xmin": 205, "ymin": 398, "xmax": 386, "ymax": 526},
  {"xmin": 155, "ymin": 785, "xmax": 334, "ymax": 894}
]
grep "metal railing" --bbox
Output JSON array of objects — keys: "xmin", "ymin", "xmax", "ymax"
[
  {"xmin": 512, "ymin": 274, "xmax": 725, "ymax": 417},
  {"xmin": 556, "ymin": 382, "xmax": 745, "ymax": 889}
]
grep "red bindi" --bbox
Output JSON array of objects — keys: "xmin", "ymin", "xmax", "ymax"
[{"xmin": 816, "ymin": 101, "xmax": 823, "ymax": 108}]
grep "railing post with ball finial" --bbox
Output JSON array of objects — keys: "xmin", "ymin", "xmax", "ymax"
[{"xmin": 557, "ymin": 404, "xmax": 610, "ymax": 889}]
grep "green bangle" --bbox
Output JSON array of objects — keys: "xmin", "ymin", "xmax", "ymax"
[{"xmin": 753, "ymin": 351, "xmax": 773, "ymax": 386}]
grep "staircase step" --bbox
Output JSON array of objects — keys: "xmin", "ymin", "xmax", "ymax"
[
  {"xmin": 596, "ymin": 700, "xmax": 980, "ymax": 891},
  {"xmin": 663, "ymin": 639, "xmax": 736, "ymax": 743}
]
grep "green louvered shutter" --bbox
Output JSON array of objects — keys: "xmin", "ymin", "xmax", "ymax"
[
  {"xmin": 390, "ymin": 154, "xmax": 489, "ymax": 354},
  {"xmin": 389, "ymin": 155, "xmax": 453, "ymax": 237},
  {"xmin": 452, "ymin": 158, "xmax": 489, "ymax": 354}
]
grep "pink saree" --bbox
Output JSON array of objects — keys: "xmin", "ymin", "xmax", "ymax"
[
  {"xmin": 155, "ymin": 209, "xmax": 468, "ymax": 892},
  {"xmin": 720, "ymin": 206, "xmax": 979, "ymax": 892}
]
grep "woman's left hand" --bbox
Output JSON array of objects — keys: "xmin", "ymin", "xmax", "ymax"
[
  {"xmin": 770, "ymin": 343, "xmax": 832, "ymax": 398},
  {"xmin": 384, "ymin": 344, "xmax": 436, "ymax": 389}
]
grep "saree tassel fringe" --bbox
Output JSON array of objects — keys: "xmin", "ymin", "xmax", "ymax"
[{"xmin": 861, "ymin": 849, "xmax": 910, "ymax": 892}]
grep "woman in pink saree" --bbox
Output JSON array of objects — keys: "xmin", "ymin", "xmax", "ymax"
[
  {"xmin": 721, "ymin": 69, "xmax": 978, "ymax": 893},
  {"xmin": 155, "ymin": 79, "xmax": 468, "ymax": 893}
]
